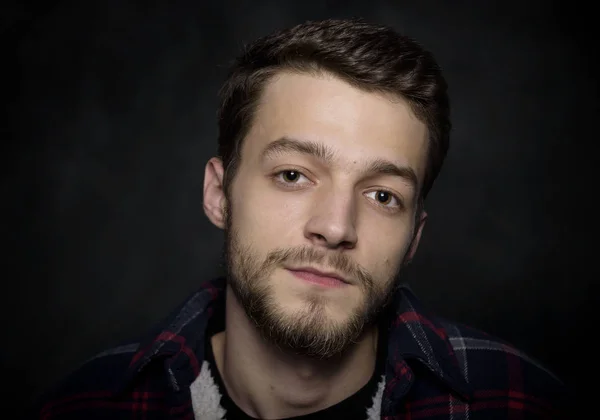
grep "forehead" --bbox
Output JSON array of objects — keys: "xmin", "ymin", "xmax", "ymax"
[{"xmin": 243, "ymin": 71, "xmax": 429, "ymax": 181}]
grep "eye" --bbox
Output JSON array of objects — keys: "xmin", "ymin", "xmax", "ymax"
[
  {"xmin": 273, "ymin": 169, "xmax": 312, "ymax": 187},
  {"xmin": 364, "ymin": 190, "xmax": 402, "ymax": 210}
]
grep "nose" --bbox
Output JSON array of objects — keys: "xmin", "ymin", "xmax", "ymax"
[{"xmin": 303, "ymin": 189, "xmax": 358, "ymax": 250}]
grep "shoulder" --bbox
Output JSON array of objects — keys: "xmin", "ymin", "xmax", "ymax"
[
  {"xmin": 441, "ymin": 319, "xmax": 567, "ymax": 416},
  {"xmin": 28, "ymin": 342, "xmax": 142, "ymax": 419}
]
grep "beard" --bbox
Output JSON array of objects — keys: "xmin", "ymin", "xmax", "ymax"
[{"xmin": 222, "ymin": 203, "xmax": 404, "ymax": 359}]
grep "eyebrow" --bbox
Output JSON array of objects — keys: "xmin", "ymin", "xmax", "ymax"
[{"xmin": 260, "ymin": 137, "xmax": 418, "ymax": 188}]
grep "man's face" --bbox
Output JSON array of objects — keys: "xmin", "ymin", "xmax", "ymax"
[{"xmin": 206, "ymin": 71, "xmax": 428, "ymax": 358}]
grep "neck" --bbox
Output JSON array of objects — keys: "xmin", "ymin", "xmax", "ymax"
[{"xmin": 210, "ymin": 286, "xmax": 378, "ymax": 419}]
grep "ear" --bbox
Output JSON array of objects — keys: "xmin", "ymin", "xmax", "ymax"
[
  {"xmin": 203, "ymin": 157, "xmax": 228, "ymax": 229},
  {"xmin": 404, "ymin": 210, "xmax": 427, "ymax": 264}
]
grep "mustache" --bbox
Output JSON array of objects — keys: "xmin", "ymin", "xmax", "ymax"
[{"xmin": 261, "ymin": 246, "xmax": 374, "ymax": 290}]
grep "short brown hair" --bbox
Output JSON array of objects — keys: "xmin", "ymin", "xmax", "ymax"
[{"xmin": 217, "ymin": 18, "xmax": 450, "ymax": 201}]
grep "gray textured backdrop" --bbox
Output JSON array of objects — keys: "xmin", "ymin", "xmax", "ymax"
[{"xmin": 3, "ymin": 0, "xmax": 596, "ymax": 414}]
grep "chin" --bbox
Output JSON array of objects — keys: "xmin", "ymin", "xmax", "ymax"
[{"xmin": 279, "ymin": 296, "xmax": 361, "ymax": 328}]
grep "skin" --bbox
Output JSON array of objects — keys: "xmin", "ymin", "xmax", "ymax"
[{"xmin": 203, "ymin": 71, "xmax": 429, "ymax": 419}]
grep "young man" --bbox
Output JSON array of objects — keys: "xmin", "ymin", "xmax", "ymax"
[{"xmin": 32, "ymin": 18, "xmax": 565, "ymax": 419}]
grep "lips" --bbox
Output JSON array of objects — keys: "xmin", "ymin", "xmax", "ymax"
[{"xmin": 286, "ymin": 267, "xmax": 349, "ymax": 287}]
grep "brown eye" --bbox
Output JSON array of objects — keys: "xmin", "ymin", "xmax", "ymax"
[
  {"xmin": 273, "ymin": 169, "xmax": 310, "ymax": 187},
  {"xmin": 364, "ymin": 190, "xmax": 401, "ymax": 211},
  {"xmin": 376, "ymin": 191, "xmax": 392, "ymax": 205}
]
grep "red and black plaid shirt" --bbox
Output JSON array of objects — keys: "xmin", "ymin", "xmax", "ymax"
[{"xmin": 30, "ymin": 277, "xmax": 565, "ymax": 419}]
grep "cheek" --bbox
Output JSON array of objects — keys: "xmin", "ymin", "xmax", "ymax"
[
  {"xmin": 363, "ymin": 227, "xmax": 412, "ymax": 275},
  {"xmin": 230, "ymin": 177, "xmax": 307, "ymax": 244}
]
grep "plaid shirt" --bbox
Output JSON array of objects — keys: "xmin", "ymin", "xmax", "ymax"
[{"xmin": 30, "ymin": 277, "xmax": 565, "ymax": 419}]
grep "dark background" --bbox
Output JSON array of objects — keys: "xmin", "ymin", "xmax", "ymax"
[{"xmin": 3, "ymin": 0, "xmax": 597, "ymax": 416}]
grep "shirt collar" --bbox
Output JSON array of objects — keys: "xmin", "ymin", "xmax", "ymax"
[
  {"xmin": 384, "ymin": 284, "xmax": 473, "ymax": 403},
  {"xmin": 119, "ymin": 277, "xmax": 472, "ymax": 403},
  {"xmin": 118, "ymin": 278, "xmax": 225, "ymax": 394}
]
